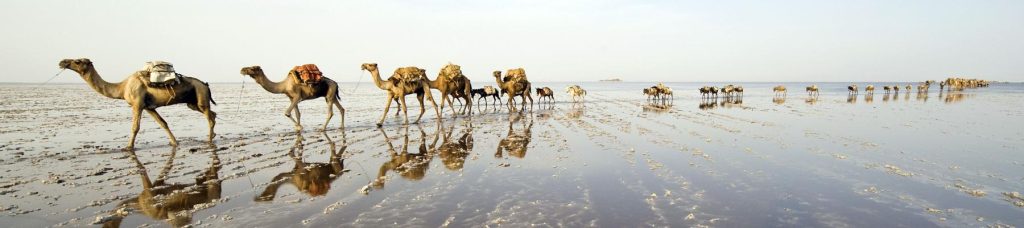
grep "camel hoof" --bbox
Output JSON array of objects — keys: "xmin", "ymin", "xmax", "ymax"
[{"xmin": 376, "ymin": 123, "xmax": 383, "ymax": 128}]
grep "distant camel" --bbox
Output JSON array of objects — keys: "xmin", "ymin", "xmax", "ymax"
[
  {"xmin": 734, "ymin": 86, "xmax": 744, "ymax": 97},
  {"xmin": 883, "ymin": 86, "xmax": 892, "ymax": 94},
  {"xmin": 536, "ymin": 87, "xmax": 555, "ymax": 103},
  {"xmin": 643, "ymin": 87, "xmax": 660, "ymax": 100},
  {"xmin": 806, "ymin": 85, "xmax": 820, "ymax": 97},
  {"xmin": 721, "ymin": 85, "xmax": 736, "ymax": 97},
  {"xmin": 865, "ymin": 85, "xmax": 875, "ymax": 95},
  {"xmin": 471, "ymin": 86, "xmax": 501, "ymax": 106},
  {"xmin": 893, "ymin": 85, "xmax": 900, "ymax": 94},
  {"xmin": 565, "ymin": 85, "xmax": 587, "ymax": 102},
  {"xmin": 699, "ymin": 86, "xmax": 713, "ymax": 99},
  {"xmin": 848, "ymin": 85, "xmax": 859, "ymax": 95},
  {"xmin": 709, "ymin": 86, "xmax": 719, "ymax": 98},
  {"xmin": 917, "ymin": 84, "xmax": 929, "ymax": 93},
  {"xmin": 773, "ymin": 85, "xmax": 787, "ymax": 97}
]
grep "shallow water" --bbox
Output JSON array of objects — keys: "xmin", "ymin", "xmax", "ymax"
[{"xmin": 1, "ymin": 82, "xmax": 1022, "ymax": 227}]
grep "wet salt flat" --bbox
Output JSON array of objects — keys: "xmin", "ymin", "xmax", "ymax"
[{"xmin": 1, "ymin": 82, "xmax": 1023, "ymax": 227}]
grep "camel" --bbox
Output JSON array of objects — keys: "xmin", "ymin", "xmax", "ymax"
[
  {"xmin": 773, "ymin": 85, "xmax": 787, "ymax": 97},
  {"xmin": 536, "ymin": 87, "xmax": 555, "ymax": 103},
  {"xmin": 734, "ymin": 86, "xmax": 744, "ymax": 97},
  {"xmin": 710, "ymin": 86, "xmax": 719, "ymax": 98},
  {"xmin": 721, "ymin": 85, "xmax": 736, "ymax": 97},
  {"xmin": 893, "ymin": 85, "xmax": 900, "ymax": 94},
  {"xmin": 101, "ymin": 147, "xmax": 221, "ymax": 227},
  {"xmin": 917, "ymin": 84, "xmax": 929, "ymax": 93},
  {"xmin": 653, "ymin": 83, "xmax": 672, "ymax": 100},
  {"xmin": 362, "ymin": 63, "xmax": 440, "ymax": 127},
  {"xmin": 471, "ymin": 86, "xmax": 501, "ymax": 106},
  {"xmin": 905, "ymin": 85, "xmax": 912, "ymax": 92},
  {"xmin": 848, "ymin": 85, "xmax": 859, "ymax": 95},
  {"xmin": 425, "ymin": 63, "xmax": 473, "ymax": 116},
  {"xmin": 60, "ymin": 58, "xmax": 216, "ymax": 150},
  {"xmin": 699, "ymin": 86, "xmax": 715, "ymax": 99},
  {"xmin": 240, "ymin": 66, "xmax": 345, "ymax": 132},
  {"xmin": 865, "ymin": 85, "xmax": 875, "ymax": 95},
  {"xmin": 806, "ymin": 85, "xmax": 820, "ymax": 97},
  {"xmin": 644, "ymin": 87, "xmax": 661, "ymax": 100},
  {"xmin": 566, "ymin": 85, "xmax": 587, "ymax": 102},
  {"xmin": 493, "ymin": 69, "xmax": 534, "ymax": 111},
  {"xmin": 256, "ymin": 133, "xmax": 346, "ymax": 201},
  {"xmin": 883, "ymin": 86, "xmax": 892, "ymax": 94}
]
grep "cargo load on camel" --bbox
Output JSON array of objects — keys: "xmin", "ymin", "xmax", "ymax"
[
  {"xmin": 292, "ymin": 64, "xmax": 324, "ymax": 85},
  {"xmin": 140, "ymin": 61, "xmax": 181, "ymax": 87},
  {"xmin": 439, "ymin": 63, "xmax": 466, "ymax": 81},
  {"xmin": 389, "ymin": 67, "xmax": 425, "ymax": 86}
]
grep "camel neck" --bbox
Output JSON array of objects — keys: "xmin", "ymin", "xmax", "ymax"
[
  {"xmin": 79, "ymin": 67, "xmax": 125, "ymax": 100},
  {"xmin": 369, "ymin": 69, "xmax": 389, "ymax": 90},
  {"xmin": 252, "ymin": 73, "xmax": 288, "ymax": 94}
]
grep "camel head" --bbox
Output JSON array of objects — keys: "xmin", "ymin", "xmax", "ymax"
[
  {"xmin": 492, "ymin": 71, "xmax": 502, "ymax": 78},
  {"xmin": 239, "ymin": 66, "xmax": 263, "ymax": 77},
  {"xmin": 361, "ymin": 63, "xmax": 378, "ymax": 72},
  {"xmin": 58, "ymin": 58, "xmax": 93, "ymax": 74}
]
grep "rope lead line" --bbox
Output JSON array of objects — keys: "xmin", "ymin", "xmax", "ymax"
[{"xmin": 39, "ymin": 69, "xmax": 66, "ymax": 86}]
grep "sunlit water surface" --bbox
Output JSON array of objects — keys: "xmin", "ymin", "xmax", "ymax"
[{"xmin": 0, "ymin": 82, "xmax": 1022, "ymax": 227}]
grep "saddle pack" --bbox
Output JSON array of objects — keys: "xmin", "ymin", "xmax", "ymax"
[
  {"xmin": 292, "ymin": 64, "xmax": 324, "ymax": 85},
  {"xmin": 390, "ymin": 67, "xmax": 424, "ymax": 86},
  {"xmin": 142, "ymin": 61, "xmax": 180, "ymax": 87}
]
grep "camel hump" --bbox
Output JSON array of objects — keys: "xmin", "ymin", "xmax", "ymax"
[{"xmin": 293, "ymin": 64, "xmax": 324, "ymax": 85}]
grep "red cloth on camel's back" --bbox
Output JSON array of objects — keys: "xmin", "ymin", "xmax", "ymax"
[{"xmin": 293, "ymin": 64, "xmax": 323, "ymax": 84}]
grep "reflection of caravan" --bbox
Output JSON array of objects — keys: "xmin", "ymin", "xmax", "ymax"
[
  {"xmin": 256, "ymin": 133, "xmax": 347, "ymax": 201},
  {"xmin": 495, "ymin": 118, "xmax": 534, "ymax": 159},
  {"xmin": 437, "ymin": 122, "xmax": 474, "ymax": 171},
  {"xmin": 373, "ymin": 126, "xmax": 434, "ymax": 189},
  {"xmin": 102, "ymin": 148, "xmax": 221, "ymax": 228}
]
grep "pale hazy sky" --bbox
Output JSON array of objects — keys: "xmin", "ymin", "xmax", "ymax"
[{"xmin": 2, "ymin": 0, "xmax": 1022, "ymax": 83}]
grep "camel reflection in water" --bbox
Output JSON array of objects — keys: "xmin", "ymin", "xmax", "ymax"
[
  {"xmin": 698, "ymin": 96, "xmax": 743, "ymax": 110},
  {"xmin": 373, "ymin": 126, "xmax": 434, "ymax": 189},
  {"xmin": 437, "ymin": 121, "xmax": 474, "ymax": 171},
  {"xmin": 495, "ymin": 115, "xmax": 534, "ymax": 159},
  {"xmin": 256, "ymin": 133, "xmax": 347, "ymax": 201},
  {"xmin": 772, "ymin": 96, "xmax": 786, "ymax": 104},
  {"xmin": 102, "ymin": 147, "xmax": 221, "ymax": 228},
  {"xmin": 566, "ymin": 103, "xmax": 584, "ymax": 119}
]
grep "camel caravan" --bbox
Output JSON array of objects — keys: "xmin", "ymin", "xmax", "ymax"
[
  {"xmin": 59, "ymin": 58, "xmax": 995, "ymax": 150},
  {"xmin": 644, "ymin": 83, "xmax": 673, "ymax": 101}
]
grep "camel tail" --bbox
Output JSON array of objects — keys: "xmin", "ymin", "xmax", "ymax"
[{"xmin": 204, "ymin": 82, "xmax": 217, "ymax": 105}]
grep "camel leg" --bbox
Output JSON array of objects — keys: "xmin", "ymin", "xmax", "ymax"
[
  {"xmin": 438, "ymin": 94, "xmax": 448, "ymax": 118},
  {"xmin": 127, "ymin": 106, "xmax": 143, "ymax": 150},
  {"xmin": 445, "ymin": 95, "xmax": 458, "ymax": 116},
  {"xmin": 423, "ymin": 90, "xmax": 440, "ymax": 123},
  {"xmin": 322, "ymin": 99, "xmax": 334, "ymax": 132},
  {"xmin": 334, "ymin": 99, "xmax": 346, "ymax": 129},
  {"xmin": 400, "ymin": 95, "xmax": 410, "ymax": 125},
  {"xmin": 205, "ymin": 109, "xmax": 217, "ymax": 143},
  {"xmin": 145, "ymin": 109, "xmax": 178, "ymax": 147},
  {"xmin": 377, "ymin": 94, "xmax": 396, "ymax": 128},
  {"xmin": 284, "ymin": 99, "xmax": 302, "ymax": 131}
]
